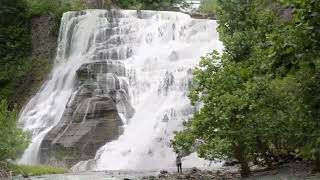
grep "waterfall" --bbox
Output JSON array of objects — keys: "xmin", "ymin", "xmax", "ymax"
[{"xmin": 18, "ymin": 9, "xmax": 223, "ymax": 170}]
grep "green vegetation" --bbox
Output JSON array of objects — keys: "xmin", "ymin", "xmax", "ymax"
[
  {"xmin": 2, "ymin": 163, "xmax": 67, "ymax": 176},
  {"xmin": 0, "ymin": 99, "xmax": 64, "ymax": 177},
  {"xmin": 26, "ymin": 0, "xmax": 87, "ymax": 15},
  {"xmin": 0, "ymin": 100, "xmax": 28, "ymax": 161},
  {"xmin": 172, "ymin": 0, "xmax": 320, "ymax": 177},
  {"xmin": 10, "ymin": 164, "xmax": 67, "ymax": 176},
  {"xmin": 0, "ymin": 0, "xmax": 30, "ymax": 109},
  {"xmin": 198, "ymin": 0, "xmax": 217, "ymax": 13},
  {"xmin": 111, "ymin": 0, "xmax": 189, "ymax": 10}
]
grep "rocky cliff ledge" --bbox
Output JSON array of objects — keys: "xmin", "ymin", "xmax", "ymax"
[
  {"xmin": 187, "ymin": 12, "xmax": 216, "ymax": 20},
  {"xmin": 39, "ymin": 61, "xmax": 134, "ymax": 167}
]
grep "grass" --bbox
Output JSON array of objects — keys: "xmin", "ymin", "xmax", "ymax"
[{"xmin": 8, "ymin": 164, "xmax": 68, "ymax": 176}]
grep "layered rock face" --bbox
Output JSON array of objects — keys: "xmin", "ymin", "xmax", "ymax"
[{"xmin": 40, "ymin": 61, "xmax": 133, "ymax": 167}]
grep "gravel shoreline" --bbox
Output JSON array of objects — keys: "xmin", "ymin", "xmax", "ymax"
[{"xmin": 143, "ymin": 162, "xmax": 320, "ymax": 180}]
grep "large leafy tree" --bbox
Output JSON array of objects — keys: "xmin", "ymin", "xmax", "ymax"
[
  {"xmin": 285, "ymin": 0, "xmax": 320, "ymax": 172},
  {"xmin": 172, "ymin": 0, "xmax": 320, "ymax": 177}
]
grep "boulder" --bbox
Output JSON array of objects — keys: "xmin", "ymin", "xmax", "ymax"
[
  {"xmin": 223, "ymin": 159, "xmax": 239, "ymax": 167},
  {"xmin": 191, "ymin": 167, "xmax": 199, "ymax": 174},
  {"xmin": 160, "ymin": 170, "xmax": 168, "ymax": 174}
]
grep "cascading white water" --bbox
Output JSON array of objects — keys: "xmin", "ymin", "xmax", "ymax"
[
  {"xmin": 18, "ymin": 11, "xmax": 102, "ymax": 164},
  {"xmin": 18, "ymin": 9, "xmax": 223, "ymax": 170}
]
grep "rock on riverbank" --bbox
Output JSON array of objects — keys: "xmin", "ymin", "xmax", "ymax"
[{"xmin": 144, "ymin": 167, "xmax": 240, "ymax": 180}]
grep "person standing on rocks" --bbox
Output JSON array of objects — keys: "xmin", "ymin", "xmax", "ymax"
[{"xmin": 176, "ymin": 153, "xmax": 182, "ymax": 173}]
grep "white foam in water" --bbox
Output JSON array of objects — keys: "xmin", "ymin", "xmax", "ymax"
[{"xmin": 17, "ymin": 9, "xmax": 223, "ymax": 170}]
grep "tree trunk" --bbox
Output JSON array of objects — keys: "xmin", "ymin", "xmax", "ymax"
[
  {"xmin": 256, "ymin": 138, "xmax": 273, "ymax": 169},
  {"xmin": 314, "ymin": 159, "xmax": 320, "ymax": 173},
  {"xmin": 312, "ymin": 74, "xmax": 320, "ymax": 173},
  {"xmin": 314, "ymin": 150, "xmax": 320, "ymax": 173},
  {"xmin": 234, "ymin": 143, "xmax": 251, "ymax": 177},
  {"xmin": 240, "ymin": 159, "xmax": 251, "ymax": 177}
]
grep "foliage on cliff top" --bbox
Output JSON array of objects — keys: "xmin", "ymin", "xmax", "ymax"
[
  {"xmin": 198, "ymin": 0, "xmax": 217, "ymax": 13},
  {"xmin": 172, "ymin": 0, "xmax": 320, "ymax": 177},
  {"xmin": 26, "ymin": 0, "xmax": 87, "ymax": 16},
  {"xmin": 103, "ymin": 0, "xmax": 190, "ymax": 10},
  {"xmin": 26, "ymin": 0, "xmax": 88, "ymax": 36}
]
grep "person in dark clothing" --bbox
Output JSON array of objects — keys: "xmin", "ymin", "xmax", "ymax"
[{"xmin": 176, "ymin": 153, "xmax": 182, "ymax": 173}]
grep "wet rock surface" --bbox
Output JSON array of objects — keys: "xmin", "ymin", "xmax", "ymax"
[
  {"xmin": 40, "ymin": 61, "xmax": 133, "ymax": 167},
  {"xmin": 188, "ymin": 12, "xmax": 216, "ymax": 20}
]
